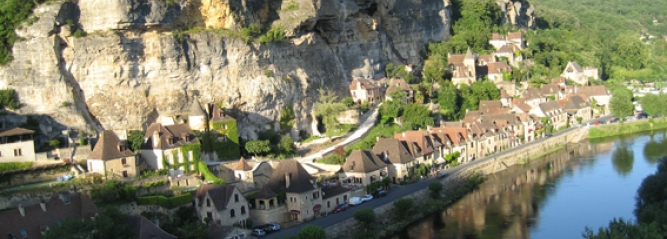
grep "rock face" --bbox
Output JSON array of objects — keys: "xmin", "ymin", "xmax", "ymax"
[{"xmin": 0, "ymin": 0, "xmax": 533, "ymax": 140}]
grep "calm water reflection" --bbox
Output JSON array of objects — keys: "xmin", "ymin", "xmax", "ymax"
[{"xmin": 387, "ymin": 130, "xmax": 667, "ymax": 239}]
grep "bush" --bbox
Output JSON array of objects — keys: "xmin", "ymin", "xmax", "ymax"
[
  {"xmin": 144, "ymin": 180, "xmax": 168, "ymax": 188},
  {"xmin": 393, "ymin": 198, "xmax": 414, "ymax": 221},
  {"xmin": 72, "ymin": 29, "xmax": 86, "ymax": 38},
  {"xmin": 0, "ymin": 89, "xmax": 20, "ymax": 110},
  {"xmin": 263, "ymin": 70, "xmax": 273, "ymax": 77},
  {"xmin": 198, "ymin": 161, "xmax": 226, "ymax": 185},
  {"xmin": 315, "ymin": 154, "xmax": 345, "ymax": 165},
  {"xmin": 79, "ymin": 137, "xmax": 88, "ymax": 145},
  {"xmin": 257, "ymin": 26, "xmax": 286, "ymax": 44},
  {"xmin": 0, "ymin": 162, "xmax": 34, "ymax": 173},
  {"xmin": 428, "ymin": 181, "xmax": 443, "ymax": 199},
  {"xmin": 137, "ymin": 192, "xmax": 193, "ymax": 209}
]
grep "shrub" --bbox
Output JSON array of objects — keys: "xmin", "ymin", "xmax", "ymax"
[
  {"xmin": 72, "ymin": 29, "xmax": 86, "ymax": 38},
  {"xmin": 263, "ymin": 70, "xmax": 274, "ymax": 77},
  {"xmin": 79, "ymin": 137, "xmax": 87, "ymax": 145},
  {"xmin": 257, "ymin": 26, "xmax": 286, "ymax": 44},
  {"xmin": 198, "ymin": 161, "xmax": 226, "ymax": 185},
  {"xmin": 428, "ymin": 181, "xmax": 443, "ymax": 199},
  {"xmin": 0, "ymin": 162, "xmax": 34, "ymax": 173},
  {"xmin": 393, "ymin": 198, "xmax": 414, "ymax": 221},
  {"xmin": 315, "ymin": 154, "xmax": 345, "ymax": 165},
  {"xmin": 0, "ymin": 89, "xmax": 20, "ymax": 110}
]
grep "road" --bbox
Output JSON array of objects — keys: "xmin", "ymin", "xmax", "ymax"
[{"xmin": 265, "ymin": 115, "xmax": 614, "ymax": 238}]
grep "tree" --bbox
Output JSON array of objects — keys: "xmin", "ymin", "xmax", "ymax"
[
  {"xmin": 609, "ymin": 88, "xmax": 634, "ymax": 121},
  {"xmin": 354, "ymin": 208, "xmax": 376, "ymax": 230},
  {"xmin": 402, "ymin": 104, "xmax": 434, "ymax": 130},
  {"xmin": 44, "ymin": 207, "xmax": 135, "ymax": 239},
  {"xmin": 313, "ymin": 89, "xmax": 347, "ymax": 133},
  {"xmin": 437, "ymin": 81, "xmax": 460, "ymax": 120},
  {"xmin": 428, "ymin": 181, "xmax": 443, "ymax": 199},
  {"xmin": 278, "ymin": 135, "xmax": 297, "ymax": 157},
  {"xmin": 342, "ymin": 96, "xmax": 355, "ymax": 107},
  {"xmin": 245, "ymin": 140, "xmax": 271, "ymax": 156},
  {"xmin": 297, "ymin": 225, "xmax": 326, "ymax": 239},
  {"xmin": 127, "ymin": 130, "xmax": 145, "ymax": 152},
  {"xmin": 583, "ymin": 218, "xmax": 661, "ymax": 239},
  {"xmin": 0, "ymin": 89, "xmax": 20, "ymax": 110},
  {"xmin": 279, "ymin": 106, "xmax": 296, "ymax": 133},
  {"xmin": 393, "ymin": 198, "xmax": 415, "ymax": 221},
  {"xmin": 639, "ymin": 94, "xmax": 660, "ymax": 117}
]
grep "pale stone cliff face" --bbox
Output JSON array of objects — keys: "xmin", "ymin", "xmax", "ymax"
[{"xmin": 0, "ymin": 0, "xmax": 532, "ymax": 140}]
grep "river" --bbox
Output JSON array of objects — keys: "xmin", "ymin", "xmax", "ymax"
[{"xmin": 387, "ymin": 130, "xmax": 667, "ymax": 239}]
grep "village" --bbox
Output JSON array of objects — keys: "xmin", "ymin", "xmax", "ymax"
[{"xmin": 0, "ymin": 31, "xmax": 617, "ymax": 239}]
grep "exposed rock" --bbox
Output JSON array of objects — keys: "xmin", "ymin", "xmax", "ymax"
[{"xmin": 0, "ymin": 0, "xmax": 533, "ymax": 140}]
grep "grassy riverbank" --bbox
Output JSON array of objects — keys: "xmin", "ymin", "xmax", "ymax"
[{"xmin": 588, "ymin": 119, "xmax": 667, "ymax": 138}]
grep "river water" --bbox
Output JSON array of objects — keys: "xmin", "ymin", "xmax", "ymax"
[{"xmin": 387, "ymin": 130, "xmax": 667, "ymax": 239}]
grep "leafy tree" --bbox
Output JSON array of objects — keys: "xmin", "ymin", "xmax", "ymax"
[
  {"xmin": 401, "ymin": 104, "xmax": 434, "ymax": 130},
  {"xmin": 297, "ymin": 225, "xmax": 326, "ymax": 239},
  {"xmin": 609, "ymin": 88, "xmax": 634, "ymax": 120},
  {"xmin": 278, "ymin": 135, "xmax": 297, "ymax": 157},
  {"xmin": 380, "ymin": 89, "xmax": 407, "ymax": 124},
  {"xmin": 313, "ymin": 89, "xmax": 347, "ymax": 133},
  {"xmin": 342, "ymin": 96, "xmax": 355, "ymax": 107},
  {"xmin": 437, "ymin": 81, "xmax": 460, "ymax": 120},
  {"xmin": 428, "ymin": 181, "xmax": 443, "ymax": 199},
  {"xmin": 583, "ymin": 218, "xmax": 661, "ymax": 239},
  {"xmin": 0, "ymin": 89, "xmax": 20, "ymax": 110},
  {"xmin": 245, "ymin": 140, "xmax": 271, "ymax": 156},
  {"xmin": 354, "ymin": 208, "xmax": 376, "ymax": 230},
  {"xmin": 393, "ymin": 198, "xmax": 415, "ymax": 221},
  {"xmin": 127, "ymin": 130, "xmax": 145, "ymax": 152},
  {"xmin": 44, "ymin": 207, "xmax": 135, "ymax": 239},
  {"xmin": 279, "ymin": 106, "xmax": 295, "ymax": 133},
  {"xmin": 385, "ymin": 64, "xmax": 415, "ymax": 83}
]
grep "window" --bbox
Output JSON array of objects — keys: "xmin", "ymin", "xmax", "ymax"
[
  {"xmin": 241, "ymin": 206, "xmax": 246, "ymax": 215},
  {"xmin": 343, "ymin": 195, "xmax": 348, "ymax": 201},
  {"xmin": 206, "ymin": 199, "xmax": 211, "ymax": 207},
  {"xmin": 206, "ymin": 212, "xmax": 212, "ymax": 219},
  {"xmin": 230, "ymin": 209, "xmax": 235, "ymax": 218},
  {"xmin": 327, "ymin": 201, "xmax": 331, "ymax": 208},
  {"xmin": 122, "ymin": 171, "xmax": 128, "ymax": 178},
  {"xmin": 121, "ymin": 158, "xmax": 127, "ymax": 165},
  {"xmin": 234, "ymin": 194, "xmax": 239, "ymax": 202},
  {"xmin": 13, "ymin": 148, "xmax": 21, "ymax": 156},
  {"xmin": 313, "ymin": 191, "xmax": 320, "ymax": 199}
]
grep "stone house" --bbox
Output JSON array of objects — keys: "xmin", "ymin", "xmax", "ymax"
[
  {"xmin": 349, "ymin": 78, "xmax": 383, "ymax": 104},
  {"xmin": 394, "ymin": 131, "xmax": 436, "ymax": 165},
  {"xmin": 563, "ymin": 95, "xmax": 592, "ymax": 124},
  {"xmin": 385, "ymin": 78, "xmax": 414, "ymax": 103},
  {"xmin": 188, "ymin": 101, "xmax": 208, "ymax": 132},
  {"xmin": 496, "ymin": 80, "xmax": 517, "ymax": 96},
  {"xmin": 480, "ymin": 114, "xmax": 527, "ymax": 148},
  {"xmin": 521, "ymin": 87, "xmax": 546, "ymax": 108},
  {"xmin": 540, "ymin": 84, "xmax": 563, "ymax": 100},
  {"xmin": 486, "ymin": 62, "xmax": 512, "ymax": 82},
  {"xmin": 561, "ymin": 61, "xmax": 598, "ymax": 86},
  {"xmin": 489, "ymin": 32, "xmax": 524, "ymax": 50},
  {"xmin": 250, "ymin": 185, "xmax": 283, "ymax": 225},
  {"xmin": 0, "ymin": 191, "xmax": 98, "ymax": 239},
  {"xmin": 194, "ymin": 184, "xmax": 250, "ymax": 226},
  {"xmin": 448, "ymin": 48, "xmax": 477, "ymax": 86},
  {"xmin": 266, "ymin": 160, "xmax": 323, "ymax": 222},
  {"xmin": 495, "ymin": 44, "xmax": 523, "ymax": 67},
  {"xmin": 0, "ymin": 127, "xmax": 35, "ymax": 163},
  {"xmin": 87, "ymin": 130, "xmax": 143, "ymax": 178},
  {"xmin": 468, "ymin": 121, "xmax": 503, "ymax": 157},
  {"xmin": 576, "ymin": 85, "xmax": 612, "ymax": 116},
  {"xmin": 338, "ymin": 150, "xmax": 388, "ymax": 188},
  {"xmin": 372, "ymin": 138, "xmax": 416, "ymax": 184},
  {"xmin": 429, "ymin": 126, "xmax": 473, "ymax": 164},
  {"xmin": 206, "ymin": 105, "xmax": 241, "ymax": 160},
  {"xmin": 140, "ymin": 123, "xmax": 199, "ymax": 172},
  {"xmin": 500, "ymin": 90, "xmax": 513, "ymax": 107},
  {"xmin": 531, "ymin": 101, "xmax": 567, "ymax": 129}
]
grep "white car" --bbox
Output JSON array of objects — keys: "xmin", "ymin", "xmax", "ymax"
[
  {"xmin": 360, "ymin": 194, "xmax": 373, "ymax": 203},
  {"xmin": 349, "ymin": 197, "xmax": 363, "ymax": 206}
]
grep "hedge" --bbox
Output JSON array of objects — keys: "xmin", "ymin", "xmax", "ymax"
[
  {"xmin": 0, "ymin": 162, "xmax": 34, "ymax": 173},
  {"xmin": 198, "ymin": 161, "xmax": 226, "ymax": 185},
  {"xmin": 136, "ymin": 192, "xmax": 193, "ymax": 209}
]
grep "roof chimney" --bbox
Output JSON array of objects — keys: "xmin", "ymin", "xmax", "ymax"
[
  {"xmin": 18, "ymin": 204, "xmax": 25, "ymax": 217},
  {"xmin": 285, "ymin": 174, "xmax": 291, "ymax": 188},
  {"xmin": 152, "ymin": 131, "xmax": 160, "ymax": 147},
  {"xmin": 376, "ymin": 137, "xmax": 380, "ymax": 142},
  {"xmin": 402, "ymin": 132, "xmax": 406, "ymax": 137},
  {"xmin": 40, "ymin": 201, "xmax": 46, "ymax": 212}
]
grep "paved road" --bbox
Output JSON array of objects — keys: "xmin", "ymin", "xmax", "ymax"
[
  {"xmin": 265, "ymin": 115, "xmax": 614, "ymax": 238},
  {"xmin": 297, "ymin": 105, "xmax": 380, "ymax": 163}
]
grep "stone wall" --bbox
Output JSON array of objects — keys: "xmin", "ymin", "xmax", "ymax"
[{"xmin": 249, "ymin": 204, "xmax": 287, "ymax": 225}]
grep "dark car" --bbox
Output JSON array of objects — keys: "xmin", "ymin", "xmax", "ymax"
[
  {"xmin": 373, "ymin": 189, "xmax": 388, "ymax": 198},
  {"xmin": 437, "ymin": 171, "xmax": 449, "ymax": 178},
  {"xmin": 333, "ymin": 202, "xmax": 348, "ymax": 213}
]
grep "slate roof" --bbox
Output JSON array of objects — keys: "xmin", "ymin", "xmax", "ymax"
[
  {"xmin": 189, "ymin": 101, "xmax": 207, "ymax": 117},
  {"xmin": 89, "ymin": 130, "xmax": 136, "ymax": 160},
  {"xmin": 479, "ymin": 100, "xmax": 503, "ymax": 113},
  {"xmin": 195, "ymin": 185, "xmax": 237, "ymax": 211},
  {"xmin": 540, "ymin": 84, "xmax": 561, "ymax": 95},
  {"xmin": 142, "ymin": 123, "xmax": 199, "ymax": 150},
  {"xmin": 0, "ymin": 192, "xmax": 99, "ymax": 239},
  {"xmin": 564, "ymin": 95, "xmax": 590, "ymax": 114},
  {"xmin": 522, "ymin": 87, "xmax": 542, "ymax": 100},
  {"xmin": 126, "ymin": 215, "xmax": 177, "ymax": 239},
  {"xmin": 233, "ymin": 157, "xmax": 252, "ymax": 171},
  {"xmin": 266, "ymin": 160, "xmax": 316, "ymax": 194},
  {"xmin": 565, "ymin": 61, "xmax": 583, "ymax": 73},
  {"xmin": 539, "ymin": 101, "xmax": 563, "ymax": 115},
  {"xmin": 256, "ymin": 184, "xmax": 277, "ymax": 199},
  {"xmin": 372, "ymin": 138, "xmax": 414, "ymax": 164},
  {"xmin": 342, "ymin": 150, "xmax": 387, "ymax": 173},
  {"xmin": 577, "ymin": 86, "xmax": 610, "ymax": 97},
  {"xmin": 0, "ymin": 127, "xmax": 34, "ymax": 137}
]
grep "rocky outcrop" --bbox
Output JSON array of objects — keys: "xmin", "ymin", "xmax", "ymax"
[{"xmin": 0, "ymin": 0, "xmax": 532, "ymax": 140}]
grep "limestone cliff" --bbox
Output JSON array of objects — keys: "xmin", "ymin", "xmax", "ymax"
[{"xmin": 0, "ymin": 0, "xmax": 533, "ymax": 140}]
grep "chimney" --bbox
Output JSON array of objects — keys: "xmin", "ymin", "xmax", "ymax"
[
  {"xmin": 40, "ymin": 202, "xmax": 46, "ymax": 212},
  {"xmin": 427, "ymin": 125, "xmax": 433, "ymax": 132},
  {"xmin": 285, "ymin": 174, "xmax": 291, "ymax": 188},
  {"xmin": 144, "ymin": 137, "xmax": 148, "ymax": 143},
  {"xmin": 376, "ymin": 137, "xmax": 380, "ymax": 142},
  {"xmin": 18, "ymin": 204, "xmax": 25, "ymax": 217},
  {"xmin": 402, "ymin": 132, "xmax": 406, "ymax": 137},
  {"xmin": 152, "ymin": 131, "xmax": 160, "ymax": 147}
]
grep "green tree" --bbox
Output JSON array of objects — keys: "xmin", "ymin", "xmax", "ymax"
[
  {"xmin": 279, "ymin": 106, "xmax": 295, "ymax": 133},
  {"xmin": 342, "ymin": 96, "xmax": 355, "ymax": 107},
  {"xmin": 43, "ymin": 207, "xmax": 135, "ymax": 239},
  {"xmin": 437, "ymin": 81, "xmax": 460, "ymax": 120},
  {"xmin": 402, "ymin": 104, "xmax": 434, "ymax": 130},
  {"xmin": 313, "ymin": 89, "xmax": 347, "ymax": 133},
  {"xmin": 245, "ymin": 140, "xmax": 271, "ymax": 156},
  {"xmin": 609, "ymin": 88, "xmax": 634, "ymax": 121},
  {"xmin": 428, "ymin": 181, "xmax": 443, "ymax": 199},
  {"xmin": 0, "ymin": 89, "xmax": 20, "ymax": 110},
  {"xmin": 278, "ymin": 135, "xmax": 297, "ymax": 157},
  {"xmin": 353, "ymin": 208, "xmax": 376, "ymax": 230},
  {"xmin": 297, "ymin": 225, "xmax": 326, "ymax": 239},
  {"xmin": 393, "ymin": 198, "xmax": 415, "ymax": 221},
  {"xmin": 127, "ymin": 130, "xmax": 145, "ymax": 152}
]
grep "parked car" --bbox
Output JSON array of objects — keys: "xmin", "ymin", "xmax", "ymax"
[
  {"xmin": 349, "ymin": 197, "xmax": 363, "ymax": 206},
  {"xmin": 437, "ymin": 171, "xmax": 449, "ymax": 178},
  {"xmin": 333, "ymin": 202, "xmax": 349, "ymax": 212},
  {"xmin": 265, "ymin": 223, "xmax": 280, "ymax": 231},
  {"xmin": 360, "ymin": 194, "xmax": 373, "ymax": 203},
  {"xmin": 373, "ymin": 189, "xmax": 388, "ymax": 198},
  {"xmin": 252, "ymin": 229, "xmax": 266, "ymax": 237}
]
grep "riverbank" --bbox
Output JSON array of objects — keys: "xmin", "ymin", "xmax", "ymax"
[{"xmin": 589, "ymin": 118, "xmax": 667, "ymax": 138}]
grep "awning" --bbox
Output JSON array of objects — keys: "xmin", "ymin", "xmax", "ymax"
[
  {"xmin": 313, "ymin": 204, "xmax": 322, "ymax": 211},
  {"xmin": 290, "ymin": 210, "xmax": 300, "ymax": 214}
]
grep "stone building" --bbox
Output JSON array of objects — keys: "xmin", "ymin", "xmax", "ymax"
[
  {"xmin": 140, "ymin": 123, "xmax": 199, "ymax": 172},
  {"xmin": 0, "ymin": 127, "xmax": 35, "ymax": 163},
  {"xmin": 338, "ymin": 150, "xmax": 388, "ymax": 188},
  {"xmin": 188, "ymin": 101, "xmax": 208, "ymax": 132},
  {"xmin": 372, "ymin": 138, "xmax": 416, "ymax": 184},
  {"xmin": 87, "ymin": 130, "xmax": 142, "ymax": 178},
  {"xmin": 194, "ymin": 184, "xmax": 250, "ymax": 226},
  {"xmin": 349, "ymin": 78, "xmax": 383, "ymax": 104},
  {"xmin": 266, "ymin": 160, "xmax": 322, "ymax": 223}
]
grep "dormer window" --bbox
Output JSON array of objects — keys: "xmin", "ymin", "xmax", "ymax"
[{"xmin": 119, "ymin": 144, "xmax": 126, "ymax": 151}]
